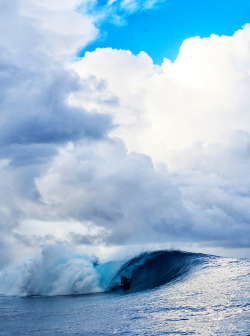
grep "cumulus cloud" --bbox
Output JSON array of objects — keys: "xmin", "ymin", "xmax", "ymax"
[
  {"xmin": 0, "ymin": 1, "xmax": 111, "ymax": 149},
  {"xmin": 0, "ymin": 0, "xmax": 183, "ymax": 266},
  {"xmin": 30, "ymin": 132, "xmax": 250, "ymax": 251},
  {"xmin": 0, "ymin": 0, "xmax": 112, "ymax": 265},
  {"xmin": 71, "ymin": 25, "xmax": 250, "ymax": 254},
  {"xmin": 72, "ymin": 26, "xmax": 250, "ymax": 165},
  {"xmin": 71, "ymin": 49, "xmax": 155, "ymax": 137},
  {"xmin": 34, "ymin": 139, "xmax": 192, "ymax": 245},
  {"xmin": 0, "ymin": 0, "xmax": 250, "ymax": 267},
  {"xmin": 21, "ymin": 0, "xmax": 98, "ymax": 57},
  {"xmin": 172, "ymin": 131, "xmax": 250, "ymax": 249}
]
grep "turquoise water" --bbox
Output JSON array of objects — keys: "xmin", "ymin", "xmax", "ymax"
[{"xmin": 0, "ymin": 251, "xmax": 249, "ymax": 335}]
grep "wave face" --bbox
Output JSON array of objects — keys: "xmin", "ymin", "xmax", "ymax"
[
  {"xmin": 108, "ymin": 250, "xmax": 204, "ymax": 292},
  {"xmin": 0, "ymin": 245, "xmax": 206, "ymax": 297}
]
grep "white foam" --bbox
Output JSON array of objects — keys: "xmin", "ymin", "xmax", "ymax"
[{"xmin": 0, "ymin": 244, "xmax": 103, "ymax": 296}]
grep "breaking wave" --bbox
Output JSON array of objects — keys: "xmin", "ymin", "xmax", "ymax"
[
  {"xmin": 108, "ymin": 250, "xmax": 205, "ymax": 292},
  {"xmin": 0, "ymin": 244, "xmax": 207, "ymax": 297}
]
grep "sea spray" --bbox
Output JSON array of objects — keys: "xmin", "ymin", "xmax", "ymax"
[{"xmin": 0, "ymin": 244, "xmax": 102, "ymax": 296}]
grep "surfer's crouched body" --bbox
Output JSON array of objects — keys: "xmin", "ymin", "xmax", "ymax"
[{"xmin": 120, "ymin": 276, "xmax": 130, "ymax": 290}]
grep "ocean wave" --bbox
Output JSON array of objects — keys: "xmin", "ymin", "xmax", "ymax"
[
  {"xmin": 0, "ymin": 245, "xmax": 207, "ymax": 297},
  {"xmin": 108, "ymin": 250, "xmax": 206, "ymax": 292}
]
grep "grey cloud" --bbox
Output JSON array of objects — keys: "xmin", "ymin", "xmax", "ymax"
[
  {"xmin": 172, "ymin": 131, "xmax": 250, "ymax": 249},
  {"xmin": 76, "ymin": 75, "xmax": 120, "ymax": 108},
  {"xmin": 0, "ymin": 238, "xmax": 12, "ymax": 270},
  {"xmin": 12, "ymin": 233, "xmax": 55, "ymax": 247},
  {"xmin": 0, "ymin": 50, "xmax": 112, "ymax": 148},
  {"xmin": 0, "ymin": 0, "xmax": 113, "ymax": 264},
  {"xmin": 0, "ymin": 0, "xmax": 112, "ymax": 150},
  {"xmin": 0, "ymin": 144, "xmax": 58, "ymax": 168},
  {"xmin": 21, "ymin": 131, "xmax": 250, "ymax": 251},
  {"xmin": 207, "ymin": 239, "xmax": 250, "ymax": 249},
  {"xmin": 67, "ymin": 232, "xmax": 105, "ymax": 246},
  {"xmin": 67, "ymin": 232, "xmax": 94, "ymax": 246},
  {"xmin": 35, "ymin": 139, "xmax": 193, "ymax": 245}
]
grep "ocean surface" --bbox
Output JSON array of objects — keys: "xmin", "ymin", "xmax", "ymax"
[{"xmin": 0, "ymin": 247, "xmax": 249, "ymax": 336}]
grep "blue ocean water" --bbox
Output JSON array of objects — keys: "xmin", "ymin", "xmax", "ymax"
[{"xmin": 0, "ymin": 248, "xmax": 249, "ymax": 336}]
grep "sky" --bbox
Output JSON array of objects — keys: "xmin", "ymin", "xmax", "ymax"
[
  {"xmin": 0, "ymin": 0, "xmax": 250, "ymax": 267},
  {"xmin": 81, "ymin": 0, "xmax": 250, "ymax": 63}
]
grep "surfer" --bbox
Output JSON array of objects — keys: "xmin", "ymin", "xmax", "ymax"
[{"xmin": 120, "ymin": 276, "xmax": 130, "ymax": 290}]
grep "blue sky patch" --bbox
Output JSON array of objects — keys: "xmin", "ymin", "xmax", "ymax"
[{"xmin": 79, "ymin": 0, "xmax": 250, "ymax": 64}]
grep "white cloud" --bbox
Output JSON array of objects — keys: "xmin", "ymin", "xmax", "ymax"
[
  {"xmin": 116, "ymin": 0, "xmax": 164, "ymax": 12},
  {"xmin": 21, "ymin": 0, "xmax": 98, "ymax": 58},
  {"xmin": 80, "ymin": 0, "xmax": 166, "ymax": 25},
  {"xmin": 71, "ymin": 49, "xmax": 155, "ymax": 133},
  {"xmin": 72, "ymin": 25, "xmax": 250, "ymax": 166}
]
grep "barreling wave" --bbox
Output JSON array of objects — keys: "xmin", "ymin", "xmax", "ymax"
[
  {"xmin": 107, "ymin": 250, "xmax": 205, "ymax": 292},
  {"xmin": 0, "ymin": 244, "xmax": 207, "ymax": 297}
]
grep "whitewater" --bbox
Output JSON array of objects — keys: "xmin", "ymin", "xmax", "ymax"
[{"xmin": 0, "ymin": 245, "xmax": 249, "ymax": 335}]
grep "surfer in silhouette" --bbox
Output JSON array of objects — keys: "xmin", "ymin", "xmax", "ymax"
[{"xmin": 121, "ymin": 276, "xmax": 130, "ymax": 290}]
